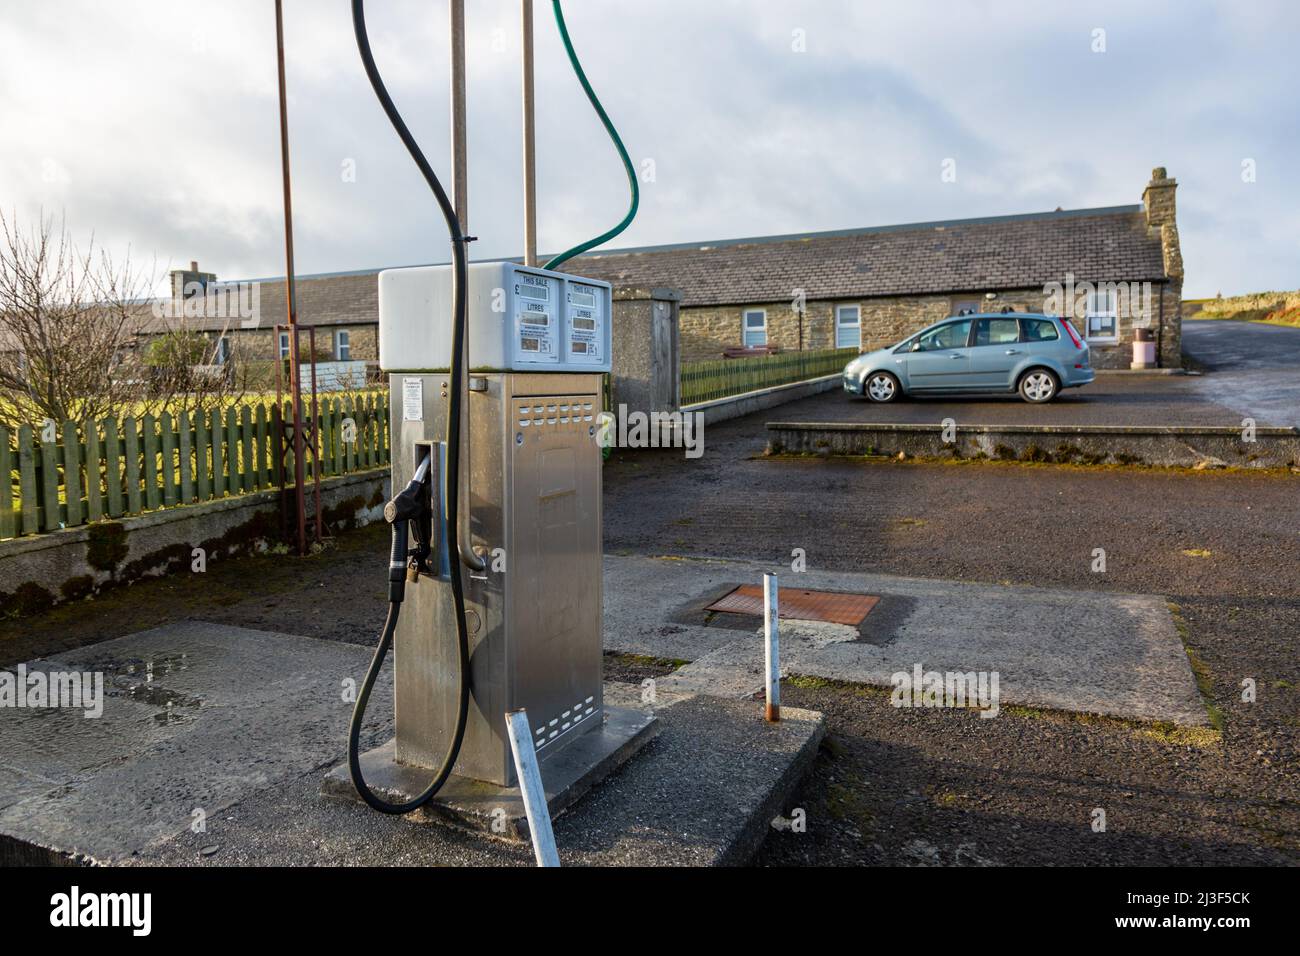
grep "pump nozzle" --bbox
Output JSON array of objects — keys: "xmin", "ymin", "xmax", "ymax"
[{"xmin": 383, "ymin": 456, "xmax": 432, "ymax": 602}]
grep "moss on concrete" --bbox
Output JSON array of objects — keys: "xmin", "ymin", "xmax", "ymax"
[{"xmin": 85, "ymin": 521, "xmax": 128, "ymax": 573}]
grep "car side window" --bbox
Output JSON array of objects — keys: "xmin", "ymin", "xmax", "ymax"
[
  {"xmin": 972, "ymin": 318, "xmax": 1021, "ymax": 347},
  {"xmin": 1022, "ymin": 318, "xmax": 1060, "ymax": 342},
  {"xmin": 915, "ymin": 319, "xmax": 972, "ymax": 351}
]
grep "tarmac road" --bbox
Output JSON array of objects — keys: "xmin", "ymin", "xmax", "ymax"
[
  {"xmin": 1182, "ymin": 319, "xmax": 1300, "ymax": 426},
  {"xmin": 600, "ymin": 395, "xmax": 1300, "ymax": 866}
]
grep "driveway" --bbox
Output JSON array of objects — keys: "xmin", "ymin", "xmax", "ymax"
[
  {"xmin": 768, "ymin": 373, "xmax": 1244, "ymax": 428},
  {"xmin": 1183, "ymin": 319, "xmax": 1300, "ymax": 426}
]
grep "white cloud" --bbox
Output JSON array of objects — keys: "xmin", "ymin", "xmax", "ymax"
[{"xmin": 0, "ymin": 0, "xmax": 1295, "ymax": 297}]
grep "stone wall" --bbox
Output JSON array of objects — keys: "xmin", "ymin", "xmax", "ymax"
[
  {"xmin": 0, "ymin": 470, "xmax": 388, "ymax": 614},
  {"xmin": 214, "ymin": 324, "xmax": 378, "ymax": 363},
  {"xmin": 681, "ymin": 284, "xmax": 1180, "ymax": 370},
  {"xmin": 611, "ymin": 287, "xmax": 681, "ymax": 414}
]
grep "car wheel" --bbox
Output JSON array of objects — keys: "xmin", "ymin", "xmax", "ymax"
[
  {"xmin": 864, "ymin": 371, "xmax": 900, "ymax": 403},
  {"xmin": 1018, "ymin": 368, "xmax": 1059, "ymax": 403}
]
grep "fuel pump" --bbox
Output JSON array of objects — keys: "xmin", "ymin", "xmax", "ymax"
[{"xmin": 345, "ymin": 0, "xmax": 644, "ymax": 816}]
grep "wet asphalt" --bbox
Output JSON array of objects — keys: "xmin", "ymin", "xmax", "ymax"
[
  {"xmin": 2, "ymin": 333, "xmax": 1297, "ymax": 866},
  {"xmin": 600, "ymin": 373, "xmax": 1299, "ymax": 866},
  {"xmin": 1182, "ymin": 319, "xmax": 1300, "ymax": 427}
]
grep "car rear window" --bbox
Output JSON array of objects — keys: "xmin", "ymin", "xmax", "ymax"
[{"xmin": 1022, "ymin": 318, "xmax": 1059, "ymax": 341}]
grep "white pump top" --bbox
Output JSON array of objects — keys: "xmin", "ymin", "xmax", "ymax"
[{"xmin": 378, "ymin": 261, "xmax": 612, "ymax": 373}]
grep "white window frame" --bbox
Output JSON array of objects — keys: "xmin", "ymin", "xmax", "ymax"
[
  {"xmin": 1085, "ymin": 289, "xmax": 1119, "ymax": 343},
  {"xmin": 835, "ymin": 304, "xmax": 861, "ymax": 349},
  {"xmin": 335, "ymin": 329, "xmax": 351, "ymax": 361},
  {"xmin": 742, "ymin": 309, "xmax": 768, "ymax": 347},
  {"xmin": 278, "ymin": 331, "xmax": 290, "ymax": 359}
]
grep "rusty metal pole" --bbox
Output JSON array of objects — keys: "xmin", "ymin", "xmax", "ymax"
[
  {"xmin": 764, "ymin": 573, "xmax": 781, "ymax": 722},
  {"xmin": 521, "ymin": 0, "xmax": 537, "ymax": 267},
  {"xmin": 274, "ymin": 0, "xmax": 307, "ymax": 556}
]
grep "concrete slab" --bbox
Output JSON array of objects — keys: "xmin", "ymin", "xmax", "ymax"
[
  {"xmin": 128, "ymin": 695, "xmax": 823, "ymax": 867},
  {"xmin": 1, "ymin": 621, "xmax": 825, "ymax": 866},
  {"xmin": 322, "ymin": 706, "xmax": 660, "ymax": 842},
  {"xmin": 604, "ymin": 554, "xmax": 1208, "ymax": 725},
  {"xmin": 0, "ymin": 622, "xmax": 395, "ymax": 864}
]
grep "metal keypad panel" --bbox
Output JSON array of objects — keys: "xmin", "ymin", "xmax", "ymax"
[{"xmin": 515, "ymin": 396, "xmax": 597, "ymax": 432}]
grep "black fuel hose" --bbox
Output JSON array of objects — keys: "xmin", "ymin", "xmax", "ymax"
[{"xmin": 346, "ymin": 0, "xmax": 472, "ymax": 815}]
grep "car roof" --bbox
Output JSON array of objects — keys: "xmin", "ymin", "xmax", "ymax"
[{"xmin": 943, "ymin": 312, "xmax": 1056, "ymax": 320}]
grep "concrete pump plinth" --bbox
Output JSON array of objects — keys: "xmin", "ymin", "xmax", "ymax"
[{"xmin": 322, "ymin": 706, "xmax": 659, "ymax": 842}]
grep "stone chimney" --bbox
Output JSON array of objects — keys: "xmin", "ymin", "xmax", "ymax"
[
  {"xmin": 1143, "ymin": 167, "xmax": 1182, "ymax": 280},
  {"xmin": 169, "ymin": 261, "xmax": 218, "ymax": 302}
]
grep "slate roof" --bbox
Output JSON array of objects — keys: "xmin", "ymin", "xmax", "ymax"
[
  {"xmin": 568, "ymin": 205, "xmax": 1167, "ymax": 308},
  {"xmin": 135, "ymin": 271, "xmax": 377, "ymax": 334},
  {"xmin": 138, "ymin": 203, "xmax": 1166, "ymax": 329}
]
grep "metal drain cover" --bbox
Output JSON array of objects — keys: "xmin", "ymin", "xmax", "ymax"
[{"xmin": 705, "ymin": 585, "xmax": 879, "ymax": 626}]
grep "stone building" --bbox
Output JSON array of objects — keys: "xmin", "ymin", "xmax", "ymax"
[
  {"xmin": 135, "ymin": 262, "xmax": 380, "ymax": 374},
  {"xmin": 140, "ymin": 166, "xmax": 1182, "ymax": 373},
  {"xmin": 572, "ymin": 168, "xmax": 1184, "ymax": 369}
]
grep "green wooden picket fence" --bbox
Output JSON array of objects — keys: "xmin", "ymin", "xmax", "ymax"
[
  {"xmin": 679, "ymin": 347, "xmax": 860, "ymax": 406},
  {"xmin": 1, "ymin": 395, "xmax": 389, "ymax": 541}
]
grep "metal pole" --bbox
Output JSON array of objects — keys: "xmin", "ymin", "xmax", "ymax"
[
  {"xmin": 274, "ymin": 0, "xmax": 306, "ymax": 556},
  {"xmin": 308, "ymin": 326, "xmax": 322, "ymax": 544},
  {"xmin": 448, "ymin": 0, "xmax": 484, "ymax": 574},
  {"xmin": 521, "ymin": 0, "xmax": 538, "ymax": 267},
  {"xmin": 449, "ymin": 0, "xmax": 468, "ymax": 228},
  {"xmin": 505, "ymin": 709, "xmax": 560, "ymax": 867},
  {"xmin": 764, "ymin": 573, "xmax": 780, "ymax": 722}
]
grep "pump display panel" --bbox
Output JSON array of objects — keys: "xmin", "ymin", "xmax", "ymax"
[
  {"xmin": 564, "ymin": 282, "xmax": 606, "ymax": 365},
  {"xmin": 511, "ymin": 274, "xmax": 560, "ymax": 365}
]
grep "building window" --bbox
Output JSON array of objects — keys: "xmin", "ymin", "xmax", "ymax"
[
  {"xmin": 742, "ymin": 309, "xmax": 767, "ymax": 347},
  {"xmin": 951, "ymin": 298, "xmax": 981, "ymax": 317},
  {"xmin": 279, "ymin": 332, "xmax": 290, "ymax": 359},
  {"xmin": 1085, "ymin": 289, "xmax": 1118, "ymax": 342},
  {"xmin": 215, "ymin": 336, "xmax": 230, "ymax": 365},
  {"xmin": 835, "ymin": 305, "xmax": 861, "ymax": 349},
  {"xmin": 335, "ymin": 329, "xmax": 351, "ymax": 361}
]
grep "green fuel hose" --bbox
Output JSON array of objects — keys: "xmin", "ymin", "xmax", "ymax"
[{"xmin": 542, "ymin": 0, "xmax": 640, "ymax": 271}]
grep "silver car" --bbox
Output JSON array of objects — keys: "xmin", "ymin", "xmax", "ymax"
[{"xmin": 843, "ymin": 313, "xmax": 1094, "ymax": 403}]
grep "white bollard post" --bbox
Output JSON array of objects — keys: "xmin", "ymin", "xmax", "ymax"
[
  {"xmin": 505, "ymin": 708, "xmax": 560, "ymax": 867},
  {"xmin": 764, "ymin": 572, "xmax": 780, "ymax": 722}
]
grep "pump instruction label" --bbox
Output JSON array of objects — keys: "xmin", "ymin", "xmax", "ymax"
[{"xmin": 402, "ymin": 378, "xmax": 423, "ymax": 422}]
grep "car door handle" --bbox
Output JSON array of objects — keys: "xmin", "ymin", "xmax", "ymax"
[
  {"xmin": 1004, "ymin": 349, "xmax": 1020, "ymax": 355},
  {"xmin": 949, "ymin": 353, "xmax": 963, "ymax": 359}
]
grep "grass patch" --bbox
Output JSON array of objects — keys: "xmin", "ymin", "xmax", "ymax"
[
  {"xmin": 785, "ymin": 673, "xmax": 891, "ymax": 698},
  {"xmin": 1167, "ymin": 601, "xmax": 1226, "ymax": 731},
  {"xmin": 1135, "ymin": 722, "xmax": 1222, "ymax": 747},
  {"xmin": 761, "ymin": 452, "xmax": 1294, "ymax": 477},
  {"xmin": 603, "ymin": 651, "xmax": 690, "ymax": 670},
  {"xmin": 825, "ymin": 780, "xmax": 876, "ymax": 829}
]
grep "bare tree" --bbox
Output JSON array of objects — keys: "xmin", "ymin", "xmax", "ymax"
[
  {"xmin": 0, "ymin": 211, "xmax": 152, "ymax": 428},
  {"xmin": 0, "ymin": 211, "xmax": 253, "ymax": 429},
  {"xmin": 140, "ymin": 312, "xmax": 254, "ymax": 422}
]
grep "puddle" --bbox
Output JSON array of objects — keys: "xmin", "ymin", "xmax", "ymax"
[{"xmin": 90, "ymin": 653, "xmax": 204, "ymax": 720}]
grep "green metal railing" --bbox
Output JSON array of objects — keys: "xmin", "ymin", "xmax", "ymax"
[
  {"xmin": 680, "ymin": 347, "xmax": 859, "ymax": 406},
  {"xmin": 1, "ymin": 396, "xmax": 389, "ymax": 541}
]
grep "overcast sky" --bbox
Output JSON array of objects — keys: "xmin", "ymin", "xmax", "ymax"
[{"xmin": 0, "ymin": 0, "xmax": 1294, "ymax": 298}]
